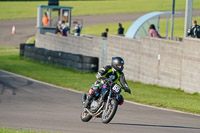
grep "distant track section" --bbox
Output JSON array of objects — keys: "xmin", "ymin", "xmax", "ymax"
[{"xmin": 0, "ymin": 9, "xmax": 200, "ymax": 46}]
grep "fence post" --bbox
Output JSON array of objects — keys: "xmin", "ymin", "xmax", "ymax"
[
  {"xmin": 184, "ymin": 0, "xmax": 193, "ymax": 38},
  {"xmin": 101, "ymin": 39, "xmax": 107, "ymax": 67}
]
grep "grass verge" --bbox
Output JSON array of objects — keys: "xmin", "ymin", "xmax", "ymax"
[
  {"xmin": 0, "ymin": 0, "xmax": 200, "ymax": 20},
  {"xmin": 82, "ymin": 17, "xmax": 200, "ymax": 38},
  {"xmin": 0, "ymin": 128, "xmax": 46, "ymax": 133},
  {"xmin": 0, "ymin": 47, "xmax": 200, "ymax": 114},
  {"xmin": 26, "ymin": 37, "xmax": 36, "ymax": 44},
  {"xmin": 27, "ymin": 16, "xmax": 200, "ymax": 43}
]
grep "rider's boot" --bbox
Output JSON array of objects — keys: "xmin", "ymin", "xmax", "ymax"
[{"xmin": 84, "ymin": 82, "xmax": 100, "ymax": 108}]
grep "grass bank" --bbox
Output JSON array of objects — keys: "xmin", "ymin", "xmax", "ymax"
[
  {"xmin": 82, "ymin": 17, "xmax": 200, "ymax": 38},
  {"xmin": 0, "ymin": 128, "xmax": 46, "ymax": 133},
  {"xmin": 0, "ymin": 47, "xmax": 200, "ymax": 114},
  {"xmin": 0, "ymin": 0, "xmax": 200, "ymax": 20}
]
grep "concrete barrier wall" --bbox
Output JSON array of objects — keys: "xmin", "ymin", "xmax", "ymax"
[
  {"xmin": 107, "ymin": 35, "xmax": 200, "ymax": 93},
  {"xmin": 157, "ymin": 39, "xmax": 182, "ymax": 89},
  {"xmin": 118, "ymin": 36, "xmax": 181, "ymax": 87},
  {"xmin": 35, "ymin": 33, "xmax": 200, "ymax": 93},
  {"xmin": 36, "ymin": 33, "xmax": 103, "ymax": 67},
  {"xmin": 181, "ymin": 38, "xmax": 200, "ymax": 93}
]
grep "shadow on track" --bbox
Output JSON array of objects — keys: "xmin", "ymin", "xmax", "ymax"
[
  {"xmin": 0, "ymin": 80, "xmax": 17, "ymax": 95},
  {"xmin": 0, "ymin": 78, "xmax": 34, "ymax": 95},
  {"xmin": 110, "ymin": 123, "xmax": 200, "ymax": 130}
]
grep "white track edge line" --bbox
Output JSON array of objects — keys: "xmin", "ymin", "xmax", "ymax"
[
  {"xmin": 0, "ymin": 69, "xmax": 83, "ymax": 94},
  {"xmin": 125, "ymin": 100, "xmax": 200, "ymax": 117},
  {"xmin": 1, "ymin": 69, "xmax": 200, "ymax": 117}
]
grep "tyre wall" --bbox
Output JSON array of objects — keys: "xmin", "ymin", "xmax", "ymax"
[
  {"xmin": 35, "ymin": 33, "xmax": 103, "ymax": 67},
  {"xmin": 20, "ymin": 44, "xmax": 98, "ymax": 73}
]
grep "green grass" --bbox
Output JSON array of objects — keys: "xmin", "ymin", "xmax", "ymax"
[
  {"xmin": 0, "ymin": 47, "xmax": 200, "ymax": 114},
  {"xmin": 82, "ymin": 22, "xmax": 133, "ymax": 36},
  {"xmin": 26, "ymin": 17, "xmax": 200, "ymax": 43},
  {"xmin": 0, "ymin": 48, "xmax": 95, "ymax": 92},
  {"xmin": 0, "ymin": 128, "xmax": 46, "ymax": 133},
  {"xmin": 0, "ymin": 46, "xmax": 19, "ymax": 54},
  {"xmin": 26, "ymin": 37, "xmax": 36, "ymax": 44},
  {"xmin": 0, "ymin": 0, "xmax": 200, "ymax": 20},
  {"xmin": 82, "ymin": 17, "xmax": 200, "ymax": 38}
]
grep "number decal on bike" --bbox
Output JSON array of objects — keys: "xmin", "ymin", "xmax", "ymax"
[{"xmin": 112, "ymin": 84, "xmax": 120, "ymax": 93}]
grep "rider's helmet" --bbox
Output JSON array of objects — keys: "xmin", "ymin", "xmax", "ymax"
[{"xmin": 111, "ymin": 57, "xmax": 124, "ymax": 72}]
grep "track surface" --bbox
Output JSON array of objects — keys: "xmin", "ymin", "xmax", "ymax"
[
  {"xmin": 0, "ymin": 70, "xmax": 200, "ymax": 133},
  {"xmin": 0, "ymin": 10, "xmax": 200, "ymax": 46}
]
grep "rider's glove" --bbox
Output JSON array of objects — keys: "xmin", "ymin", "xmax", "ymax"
[
  {"xmin": 96, "ymin": 72, "xmax": 103, "ymax": 79},
  {"xmin": 124, "ymin": 87, "xmax": 131, "ymax": 94}
]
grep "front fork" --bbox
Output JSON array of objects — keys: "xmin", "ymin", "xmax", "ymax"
[
  {"xmin": 82, "ymin": 93, "xmax": 87, "ymax": 105},
  {"xmin": 103, "ymin": 89, "xmax": 112, "ymax": 117}
]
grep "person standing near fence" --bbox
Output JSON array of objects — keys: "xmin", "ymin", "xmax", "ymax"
[
  {"xmin": 73, "ymin": 21, "xmax": 82, "ymax": 36},
  {"xmin": 148, "ymin": 24, "xmax": 162, "ymax": 38},
  {"xmin": 187, "ymin": 20, "xmax": 200, "ymax": 38},
  {"xmin": 61, "ymin": 21, "xmax": 70, "ymax": 37},
  {"xmin": 102, "ymin": 28, "xmax": 109, "ymax": 38},
  {"xmin": 42, "ymin": 12, "xmax": 49, "ymax": 26},
  {"xmin": 118, "ymin": 23, "xmax": 124, "ymax": 36}
]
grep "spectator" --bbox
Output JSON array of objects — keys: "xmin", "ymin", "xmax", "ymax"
[
  {"xmin": 73, "ymin": 21, "xmax": 82, "ymax": 36},
  {"xmin": 55, "ymin": 21, "xmax": 62, "ymax": 35},
  {"xmin": 118, "ymin": 23, "xmax": 124, "ymax": 36},
  {"xmin": 148, "ymin": 24, "xmax": 162, "ymax": 38},
  {"xmin": 42, "ymin": 12, "xmax": 49, "ymax": 26},
  {"xmin": 61, "ymin": 21, "xmax": 70, "ymax": 37},
  {"xmin": 187, "ymin": 20, "xmax": 200, "ymax": 38},
  {"xmin": 102, "ymin": 28, "xmax": 109, "ymax": 38}
]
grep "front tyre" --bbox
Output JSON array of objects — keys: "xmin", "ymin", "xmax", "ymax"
[
  {"xmin": 102, "ymin": 99, "xmax": 118, "ymax": 124},
  {"xmin": 81, "ymin": 108, "xmax": 92, "ymax": 122}
]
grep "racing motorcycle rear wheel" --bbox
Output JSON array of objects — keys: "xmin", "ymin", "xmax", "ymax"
[{"xmin": 102, "ymin": 99, "xmax": 118, "ymax": 124}]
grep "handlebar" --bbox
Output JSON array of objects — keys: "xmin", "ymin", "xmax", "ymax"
[{"xmin": 98, "ymin": 76, "xmax": 113, "ymax": 85}]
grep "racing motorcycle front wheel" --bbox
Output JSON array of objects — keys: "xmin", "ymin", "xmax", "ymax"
[
  {"xmin": 101, "ymin": 99, "xmax": 118, "ymax": 124},
  {"xmin": 81, "ymin": 108, "xmax": 92, "ymax": 122}
]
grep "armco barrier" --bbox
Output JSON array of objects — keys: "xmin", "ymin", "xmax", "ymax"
[{"xmin": 20, "ymin": 44, "xmax": 98, "ymax": 73}]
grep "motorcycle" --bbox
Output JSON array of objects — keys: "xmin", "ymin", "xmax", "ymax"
[{"xmin": 80, "ymin": 77, "xmax": 123, "ymax": 124}]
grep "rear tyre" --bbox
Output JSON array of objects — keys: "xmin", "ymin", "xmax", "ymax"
[
  {"xmin": 102, "ymin": 99, "xmax": 118, "ymax": 124},
  {"xmin": 81, "ymin": 108, "xmax": 92, "ymax": 122}
]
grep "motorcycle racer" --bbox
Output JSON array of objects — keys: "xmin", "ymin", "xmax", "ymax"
[{"xmin": 84, "ymin": 57, "xmax": 131, "ymax": 108}]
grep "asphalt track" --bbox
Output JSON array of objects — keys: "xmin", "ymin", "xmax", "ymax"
[
  {"xmin": 0, "ymin": 10, "xmax": 200, "ymax": 46},
  {"xmin": 0, "ymin": 70, "xmax": 200, "ymax": 133}
]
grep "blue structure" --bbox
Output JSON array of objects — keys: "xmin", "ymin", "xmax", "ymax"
[{"xmin": 125, "ymin": 11, "xmax": 180, "ymax": 39}]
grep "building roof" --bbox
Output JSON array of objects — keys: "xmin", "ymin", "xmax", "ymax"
[{"xmin": 38, "ymin": 5, "xmax": 73, "ymax": 10}]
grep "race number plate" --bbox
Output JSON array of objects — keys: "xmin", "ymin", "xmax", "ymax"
[{"xmin": 112, "ymin": 84, "xmax": 121, "ymax": 93}]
